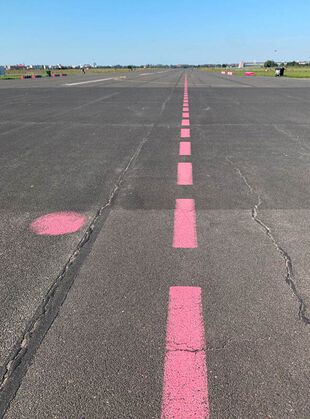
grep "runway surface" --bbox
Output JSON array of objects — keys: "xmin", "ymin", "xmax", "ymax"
[{"xmin": 1, "ymin": 69, "xmax": 310, "ymax": 418}]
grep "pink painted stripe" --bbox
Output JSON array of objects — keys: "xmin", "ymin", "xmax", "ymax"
[
  {"xmin": 181, "ymin": 128, "xmax": 190, "ymax": 138},
  {"xmin": 182, "ymin": 119, "xmax": 190, "ymax": 127},
  {"xmin": 179, "ymin": 141, "xmax": 191, "ymax": 156},
  {"xmin": 183, "ymin": 107, "xmax": 189, "ymax": 112},
  {"xmin": 161, "ymin": 287, "xmax": 209, "ymax": 419},
  {"xmin": 182, "ymin": 112, "xmax": 189, "ymax": 118},
  {"xmin": 177, "ymin": 162, "xmax": 193, "ymax": 185},
  {"xmin": 173, "ymin": 199, "xmax": 197, "ymax": 248}
]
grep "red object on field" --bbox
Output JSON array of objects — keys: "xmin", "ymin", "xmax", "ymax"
[{"xmin": 245, "ymin": 71, "xmax": 255, "ymax": 76}]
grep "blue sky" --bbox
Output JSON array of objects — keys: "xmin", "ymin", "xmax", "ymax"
[{"xmin": 1, "ymin": 0, "xmax": 310, "ymax": 65}]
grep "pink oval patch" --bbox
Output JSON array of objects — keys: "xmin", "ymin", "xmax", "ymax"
[{"xmin": 31, "ymin": 212, "xmax": 86, "ymax": 236}]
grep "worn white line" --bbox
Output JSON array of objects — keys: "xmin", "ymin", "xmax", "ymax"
[{"xmin": 65, "ymin": 76, "xmax": 126, "ymax": 86}]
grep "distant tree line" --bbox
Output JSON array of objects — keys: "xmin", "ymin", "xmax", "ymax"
[
  {"xmin": 264, "ymin": 60, "xmax": 278, "ymax": 68},
  {"xmin": 264, "ymin": 60, "xmax": 310, "ymax": 68}
]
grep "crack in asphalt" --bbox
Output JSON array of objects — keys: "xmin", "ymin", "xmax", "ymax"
[
  {"xmin": 169, "ymin": 348, "xmax": 203, "ymax": 353},
  {"xmin": 226, "ymin": 156, "xmax": 310, "ymax": 325},
  {"xmin": 167, "ymin": 340, "xmax": 204, "ymax": 353},
  {"xmin": 0, "ymin": 71, "xmax": 185, "ymax": 418}
]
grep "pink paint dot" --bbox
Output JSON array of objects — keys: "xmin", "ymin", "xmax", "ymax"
[{"xmin": 31, "ymin": 212, "xmax": 87, "ymax": 236}]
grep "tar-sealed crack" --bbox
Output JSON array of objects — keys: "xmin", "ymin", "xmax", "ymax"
[
  {"xmin": 168, "ymin": 341, "xmax": 204, "ymax": 353},
  {"xmin": 226, "ymin": 156, "xmax": 310, "ymax": 325},
  {"xmin": 0, "ymin": 71, "xmax": 185, "ymax": 418},
  {"xmin": 171, "ymin": 348, "xmax": 203, "ymax": 353}
]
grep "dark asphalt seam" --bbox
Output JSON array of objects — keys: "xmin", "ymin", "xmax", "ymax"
[
  {"xmin": 0, "ymin": 120, "xmax": 154, "ymax": 128},
  {"xmin": 189, "ymin": 70, "xmax": 211, "ymax": 89},
  {"xmin": 121, "ymin": 71, "xmax": 183, "ymax": 89},
  {"xmin": 199, "ymin": 71, "xmax": 255, "ymax": 88},
  {"xmin": 43, "ymin": 92, "xmax": 121, "ymax": 121},
  {"xmin": 226, "ymin": 156, "xmax": 310, "ymax": 325},
  {"xmin": 54, "ymin": 92, "xmax": 120, "ymax": 115},
  {"xmin": 273, "ymin": 124, "xmax": 310, "ymax": 154},
  {"xmin": 208, "ymin": 335, "xmax": 273, "ymax": 352},
  {"xmin": 0, "ymin": 125, "xmax": 30, "ymax": 137},
  {"xmin": 0, "ymin": 70, "xmax": 184, "ymax": 418}
]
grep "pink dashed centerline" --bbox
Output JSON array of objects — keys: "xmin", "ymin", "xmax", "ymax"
[
  {"xmin": 173, "ymin": 199, "xmax": 197, "ymax": 248},
  {"xmin": 164, "ymin": 76, "xmax": 209, "ymax": 418},
  {"xmin": 161, "ymin": 286, "xmax": 209, "ymax": 419},
  {"xmin": 179, "ymin": 142, "xmax": 191, "ymax": 156},
  {"xmin": 181, "ymin": 128, "xmax": 191, "ymax": 138},
  {"xmin": 177, "ymin": 162, "xmax": 193, "ymax": 185}
]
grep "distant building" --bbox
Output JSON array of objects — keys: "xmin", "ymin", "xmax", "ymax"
[
  {"xmin": 239, "ymin": 61, "xmax": 244, "ymax": 68},
  {"xmin": 244, "ymin": 62, "xmax": 264, "ymax": 68},
  {"xmin": 0, "ymin": 66, "xmax": 5, "ymax": 76},
  {"xmin": 8, "ymin": 64, "xmax": 27, "ymax": 70},
  {"xmin": 28, "ymin": 64, "xmax": 44, "ymax": 70}
]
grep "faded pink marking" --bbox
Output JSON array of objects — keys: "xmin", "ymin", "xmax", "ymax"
[
  {"xmin": 183, "ymin": 107, "xmax": 189, "ymax": 112},
  {"xmin": 161, "ymin": 287, "xmax": 209, "ymax": 419},
  {"xmin": 31, "ymin": 212, "xmax": 86, "ymax": 236},
  {"xmin": 173, "ymin": 199, "xmax": 197, "ymax": 248},
  {"xmin": 181, "ymin": 128, "xmax": 190, "ymax": 138},
  {"xmin": 177, "ymin": 162, "xmax": 193, "ymax": 185},
  {"xmin": 179, "ymin": 141, "xmax": 191, "ymax": 156},
  {"xmin": 182, "ymin": 119, "xmax": 190, "ymax": 127},
  {"xmin": 182, "ymin": 112, "xmax": 190, "ymax": 118}
]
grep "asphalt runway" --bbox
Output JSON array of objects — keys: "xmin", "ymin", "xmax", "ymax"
[{"xmin": 1, "ymin": 69, "xmax": 310, "ymax": 418}]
